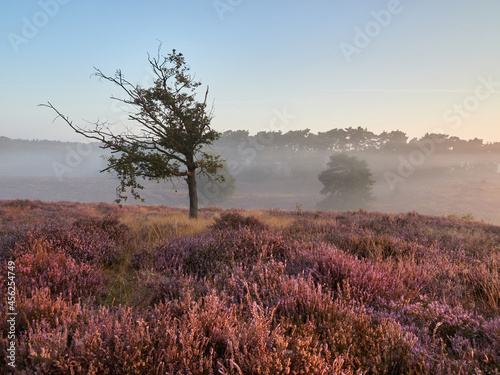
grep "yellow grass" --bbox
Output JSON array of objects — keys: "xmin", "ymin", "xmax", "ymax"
[
  {"xmin": 241, "ymin": 209, "xmax": 294, "ymax": 230},
  {"xmin": 120, "ymin": 211, "xmax": 213, "ymax": 245}
]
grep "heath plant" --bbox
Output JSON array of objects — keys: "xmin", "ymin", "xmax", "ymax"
[{"xmin": 1, "ymin": 200, "xmax": 499, "ymax": 374}]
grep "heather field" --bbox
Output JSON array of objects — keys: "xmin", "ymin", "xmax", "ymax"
[{"xmin": 1, "ymin": 200, "xmax": 499, "ymax": 374}]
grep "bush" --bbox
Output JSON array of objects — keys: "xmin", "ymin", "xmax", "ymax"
[
  {"xmin": 154, "ymin": 228, "xmax": 293, "ymax": 279},
  {"xmin": 210, "ymin": 211, "xmax": 268, "ymax": 231},
  {"xmin": 318, "ymin": 153, "xmax": 374, "ymax": 210},
  {"xmin": 14, "ymin": 216, "xmax": 129, "ymax": 266},
  {"xmin": 72, "ymin": 215, "xmax": 130, "ymax": 244},
  {"xmin": 12, "ymin": 237, "xmax": 109, "ymax": 302}
]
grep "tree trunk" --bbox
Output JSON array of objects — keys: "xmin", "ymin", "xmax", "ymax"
[{"xmin": 186, "ymin": 169, "xmax": 198, "ymax": 219}]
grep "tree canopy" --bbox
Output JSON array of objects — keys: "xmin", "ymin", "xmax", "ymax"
[
  {"xmin": 318, "ymin": 153, "xmax": 374, "ymax": 210},
  {"xmin": 41, "ymin": 46, "xmax": 222, "ymax": 218}
]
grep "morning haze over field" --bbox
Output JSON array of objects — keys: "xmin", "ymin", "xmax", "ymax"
[
  {"xmin": 2, "ymin": 1, "xmax": 500, "ymax": 373},
  {"xmin": 1, "ymin": 0, "xmax": 500, "ymax": 223}
]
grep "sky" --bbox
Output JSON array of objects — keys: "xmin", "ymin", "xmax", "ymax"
[{"xmin": 1, "ymin": 0, "xmax": 500, "ymax": 143}]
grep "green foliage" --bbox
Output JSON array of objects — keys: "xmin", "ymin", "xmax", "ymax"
[
  {"xmin": 99, "ymin": 49, "xmax": 223, "ymax": 208},
  {"xmin": 318, "ymin": 153, "xmax": 374, "ymax": 210},
  {"xmin": 447, "ymin": 213, "xmax": 475, "ymax": 221}
]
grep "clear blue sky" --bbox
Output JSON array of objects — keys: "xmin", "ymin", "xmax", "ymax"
[{"xmin": 1, "ymin": 0, "xmax": 500, "ymax": 142}]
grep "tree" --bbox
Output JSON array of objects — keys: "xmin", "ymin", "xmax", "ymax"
[
  {"xmin": 379, "ymin": 130, "xmax": 408, "ymax": 153},
  {"xmin": 41, "ymin": 46, "xmax": 222, "ymax": 218},
  {"xmin": 318, "ymin": 153, "xmax": 374, "ymax": 210},
  {"xmin": 344, "ymin": 126, "xmax": 376, "ymax": 151},
  {"xmin": 219, "ymin": 130, "xmax": 249, "ymax": 145},
  {"xmin": 315, "ymin": 128, "xmax": 347, "ymax": 151},
  {"xmin": 280, "ymin": 129, "xmax": 310, "ymax": 151}
]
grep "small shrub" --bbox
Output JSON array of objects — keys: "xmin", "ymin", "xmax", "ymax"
[
  {"xmin": 210, "ymin": 211, "xmax": 269, "ymax": 231},
  {"xmin": 131, "ymin": 269, "xmax": 208, "ymax": 307},
  {"xmin": 14, "ymin": 218, "xmax": 128, "ymax": 266},
  {"xmin": 14, "ymin": 238, "xmax": 109, "ymax": 303},
  {"xmin": 72, "ymin": 215, "xmax": 130, "ymax": 244},
  {"xmin": 448, "ymin": 213, "xmax": 475, "ymax": 221},
  {"xmin": 154, "ymin": 229, "xmax": 295, "ymax": 279}
]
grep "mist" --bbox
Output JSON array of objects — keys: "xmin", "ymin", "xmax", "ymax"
[{"xmin": 1, "ymin": 130, "xmax": 500, "ymax": 224}]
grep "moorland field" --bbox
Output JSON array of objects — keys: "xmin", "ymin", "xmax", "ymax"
[
  {"xmin": 3, "ymin": 133, "xmax": 500, "ymax": 225},
  {"xmin": 0, "ymin": 199, "xmax": 499, "ymax": 374}
]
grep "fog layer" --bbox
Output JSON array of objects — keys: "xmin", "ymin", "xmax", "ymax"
[{"xmin": 1, "ymin": 129, "xmax": 500, "ymax": 224}]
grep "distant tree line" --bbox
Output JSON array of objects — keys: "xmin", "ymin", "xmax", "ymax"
[
  {"xmin": 215, "ymin": 127, "xmax": 500, "ymax": 154},
  {"xmin": 2, "ymin": 128, "xmax": 500, "ymax": 155}
]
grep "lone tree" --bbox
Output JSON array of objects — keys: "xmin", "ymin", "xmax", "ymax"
[
  {"xmin": 318, "ymin": 153, "xmax": 374, "ymax": 210},
  {"xmin": 41, "ymin": 46, "xmax": 223, "ymax": 218}
]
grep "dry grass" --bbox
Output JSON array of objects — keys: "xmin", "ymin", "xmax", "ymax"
[
  {"xmin": 105, "ymin": 211, "xmax": 216, "ymax": 305},
  {"xmin": 120, "ymin": 211, "xmax": 214, "ymax": 246},
  {"xmin": 241, "ymin": 209, "xmax": 296, "ymax": 231}
]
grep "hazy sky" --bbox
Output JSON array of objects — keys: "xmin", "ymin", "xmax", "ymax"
[{"xmin": 1, "ymin": 0, "xmax": 500, "ymax": 142}]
